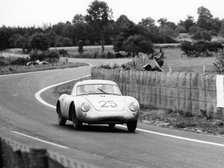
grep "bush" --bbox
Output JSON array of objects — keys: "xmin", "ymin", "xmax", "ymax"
[
  {"xmin": 192, "ymin": 30, "xmax": 212, "ymax": 41},
  {"xmin": 29, "ymin": 50, "xmax": 59, "ymax": 63},
  {"xmin": 181, "ymin": 41, "xmax": 224, "ymax": 57},
  {"xmin": 59, "ymin": 49, "xmax": 68, "ymax": 57},
  {"xmin": 11, "ymin": 57, "xmax": 29, "ymax": 65},
  {"xmin": 98, "ymin": 63, "xmax": 120, "ymax": 69},
  {"xmin": 30, "ymin": 50, "xmax": 46, "ymax": 61},
  {"xmin": 74, "ymin": 51, "xmax": 118, "ymax": 59},
  {"xmin": 45, "ymin": 51, "xmax": 59, "ymax": 63},
  {"xmin": 213, "ymin": 50, "xmax": 224, "ymax": 74}
]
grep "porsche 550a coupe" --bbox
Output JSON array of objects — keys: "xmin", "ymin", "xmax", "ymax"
[{"xmin": 56, "ymin": 79, "xmax": 140, "ymax": 132}]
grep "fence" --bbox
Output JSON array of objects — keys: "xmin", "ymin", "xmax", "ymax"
[{"xmin": 91, "ymin": 67, "xmax": 224, "ymax": 119}]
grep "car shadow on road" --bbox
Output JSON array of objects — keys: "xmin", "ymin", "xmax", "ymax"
[{"xmin": 52, "ymin": 123, "xmax": 135, "ymax": 133}]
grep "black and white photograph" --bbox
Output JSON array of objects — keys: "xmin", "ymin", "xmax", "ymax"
[{"xmin": 1, "ymin": 0, "xmax": 224, "ymax": 167}]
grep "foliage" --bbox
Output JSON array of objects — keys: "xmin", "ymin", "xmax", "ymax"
[
  {"xmin": 98, "ymin": 63, "xmax": 120, "ymax": 69},
  {"xmin": 192, "ymin": 30, "xmax": 212, "ymax": 41},
  {"xmin": 56, "ymin": 36, "xmax": 73, "ymax": 47},
  {"xmin": 179, "ymin": 16, "xmax": 195, "ymax": 32},
  {"xmin": 11, "ymin": 57, "xmax": 29, "ymax": 65},
  {"xmin": 58, "ymin": 49, "xmax": 68, "ymax": 57},
  {"xmin": 197, "ymin": 6, "xmax": 213, "ymax": 30},
  {"xmin": 74, "ymin": 51, "xmax": 117, "ymax": 59},
  {"xmin": 0, "ymin": 26, "xmax": 11, "ymax": 52},
  {"xmin": 213, "ymin": 50, "xmax": 224, "ymax": 74},
  {"xmin": 30, "ymin": 33, "xmax": 50, "ymax": 51},
  {"xmin": 1, "ymin": 4, "xmax": 224, "ymax": 52},
  {"xmin": 188, "ymin": 25, "xmax": 202, "ymax": 35},
  {"xmin": 78, "ymin": 40, "xmax": 83, "ymax": 54},
  {"xmin": 123, "ymin": 35, "xmax": 154, "ymax": 56},
  {"xmin": 72, "ymin": 14, "xmax": 85, "ymax": 24},
  {"xmin": 181, "ymin": 41, "xmax": 224, "ymax": 57},
  {"xmin": 85, "ymin": 0, "xmax": 113, "ymax": 52},
  {"xmin": 30, "ymin": 50, "xmax": 59, "ymax": 62}
]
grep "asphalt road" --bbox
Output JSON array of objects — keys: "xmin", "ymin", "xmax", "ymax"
[{"xmin": 1, "ymin": 58, "xmax": 224, "ymax": 168}]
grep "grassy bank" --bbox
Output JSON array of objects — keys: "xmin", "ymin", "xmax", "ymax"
[{"xmin": 0, "ymin": 62, "xmax": 88, "ymax": 75}]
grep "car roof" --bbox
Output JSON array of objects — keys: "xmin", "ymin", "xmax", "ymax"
[{"xmin": 76, "ymin": 79, "xmax": 117, "ymax": 86}]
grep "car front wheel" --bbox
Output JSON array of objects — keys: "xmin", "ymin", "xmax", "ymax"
[
  {"xmin": 57, "ymin": 103, "xmax": 66, "ymax": 126},
  {"xmin": 70, "ymin": 103, "xmax": 82, "ymax": 129},
  {"xmin": 127, "ymin": 121, "xmax": 137, "ymax": 132}
]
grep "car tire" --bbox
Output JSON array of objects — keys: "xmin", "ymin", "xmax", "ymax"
[
  {"xmin": 70, "ymin": 103, "xmax": 82, "ymax": 129},
  {"xmin": 108, "ymin": 123, "xmax": 115, "ymax": 128},
  {"xmin": 56, "ymin": 102, "xmax": 66, "ymax": 126},
  {"xmin": 127, "ymin": 121, "xmax": 137, "ymax": 132}
]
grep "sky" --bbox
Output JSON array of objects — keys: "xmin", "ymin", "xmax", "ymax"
[{"xmin": 1, "ymin": 0, "xmax": 224, "ymax": 27}]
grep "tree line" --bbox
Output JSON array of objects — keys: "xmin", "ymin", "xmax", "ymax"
[{"xmin": 1, "ymin": 0, "xmax": 224, "ymax": 55}]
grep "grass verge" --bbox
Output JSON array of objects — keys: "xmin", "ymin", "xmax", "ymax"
[
  {"xmin": 139, "ymin": 106, "xmax": 224, "ymax": 136},
  {"xmin": 0, "ymin": 62, "xmax": 88, "ymax": 75}
]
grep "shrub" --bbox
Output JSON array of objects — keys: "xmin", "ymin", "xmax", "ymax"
[
  {"xmin": 30, "ymin": 50, "xmax": 45, "ymax": 61},
  {"xmin": 99, "ymin": 63, "xmax": 120, "ymax": 69},
  {"xmin": 213, "ymin": 50, "xmax": 224, "ymax": 74},
  {"xmin": 29, "ymin": 50, "xmax": 59, "ymax": 63},
  {"xmin": 59, "ymin": 49, "xmax": 68, "ymax": 57},
  {"xmin": 11, "ymin": 57, "xmax": 29, "ymax": 65},
  {"xmin": 181, "ymin": 41, "xmax": 224, "ymax": 57},
  {"xmin": 45, "ymin": 51, "xmax": 59, "ymax": 63},
  {"xmin": 192, "ymin": 30, "xmax": 212, "ymax": 41},
  {"xmin": 78, "ymin": 40, "xmax": 83, "ymax": 54}
]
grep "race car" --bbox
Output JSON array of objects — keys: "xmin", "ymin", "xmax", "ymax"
[{"xmin": 56, "ymin": 79, "xmax": 140, "ymax": 132}]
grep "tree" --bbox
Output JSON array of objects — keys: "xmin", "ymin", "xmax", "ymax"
[
  {"xmin": 46, "ymin": 31, "xmax": 57, "ymax": 47},
  {"xmin": 123, "ymin": 35, "xmax": 154, "ymax": 56},
  {"xmin": 116, "ymin": 15, "xmax": 134, "ymax": 28},
  {"xmin": 85, "ymin": 0, "xmax": 113, "ymax": 52},
  {"xmin": 55, "ymin": 36, "xmax": 73, "ymax": 47},
  {"xmin": 0, "ymin": 26, "xmax": 11, "ymax": 54},
  {"xmin": 197, "ymin": 6, "xmax": 213, "ymax": 30},
  {"xmin": 179, "ymin": 16, "xmax": 195, "ymax": 32},
  {"xmin": 192, "ymin": 30, "xmax": 212, "ymax": 41},
  {"xmin": 220, "ymin": 19, "xmax": 224, "ymax": 37},
  {"xmin": 72, "ymin": 14, "xmax": 85, "ymax": 24},
  {"xmin": 30, "ymin": 33, "xmax": 50, "ymax": 51},
  {"xmin": 188, "ymin": 25, "xmax": 202, "ymax": 35}
]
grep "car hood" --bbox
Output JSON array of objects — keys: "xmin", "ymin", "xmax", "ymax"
[{"xmin": 84, "ymin": 95, "xmax": 125, "ymax": 111}]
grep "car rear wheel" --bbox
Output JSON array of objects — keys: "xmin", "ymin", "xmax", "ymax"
[
  {"xmin": 108, "ymin": 123, "xmax": 115, "ymax": 128},
  {"xmin": 57, "ymin": 103, "xmax": 66, "ymax": 126},
  {"xmin": 127, "ymin": 121, "xmax": 137, "ymax": 132},
  {"xmin": 70, "ymin": 103, "xmax": 82, "ymax": 129}
]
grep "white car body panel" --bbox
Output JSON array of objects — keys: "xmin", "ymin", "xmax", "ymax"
[{"xmin": 57, "ymin": 79, "xmax": 140, "ymax": 125}]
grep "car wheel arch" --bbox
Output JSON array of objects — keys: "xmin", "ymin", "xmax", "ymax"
[
  {"xmin": 56, "ymin": 101, "xmax": 60, "ymax": 114},
  {"xmin": 69, "ymin": 101, "xmax": 76, "ymax": 120}
]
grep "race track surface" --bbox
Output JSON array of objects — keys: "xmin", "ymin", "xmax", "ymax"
[{"xmin": 1, "ymin": 58, "xmax": 224, "ymax": 168}]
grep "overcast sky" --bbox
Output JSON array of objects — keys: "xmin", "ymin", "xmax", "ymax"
[{"xmin": 1, "ymin": 0, "xmax": 224, "ymax": 27}]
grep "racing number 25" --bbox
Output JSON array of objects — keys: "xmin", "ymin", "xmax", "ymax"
[{"xmin": 99, "ymin": 100, "xmax": 117, "ymax": 108}]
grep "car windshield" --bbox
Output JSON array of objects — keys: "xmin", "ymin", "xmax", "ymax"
[{"xmin": 76, "ymin": 84, "xmax": 122, "ymax": 96}]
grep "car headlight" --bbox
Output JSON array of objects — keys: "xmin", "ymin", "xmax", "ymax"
[
  {"xmin": 80, "ymin": 102, "xmax": 90, "ymax": 112},
  {"xmin": 129, "ymin": 102, "xmax": 139, "ymax": 112}
]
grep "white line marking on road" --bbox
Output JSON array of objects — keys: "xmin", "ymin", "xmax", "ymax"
[
  {"xmin": 117, "ymin": 125, "xmax": 224, "ymax": 147},
  {"xmin": 12, "ymin": 131, "xmax": 69, "ymax": 149},
  {"xmin": 35, "ymin": 74, "xmax": 224, "ymax": 148},
  {"xmin": 35, "ymin": 75, "xmax": 91, "ymax": 109}
]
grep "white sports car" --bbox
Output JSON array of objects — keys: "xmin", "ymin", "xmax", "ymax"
[{"xmin": 56, "ymin": 79, "xmax": 140, "ymax": 132}]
